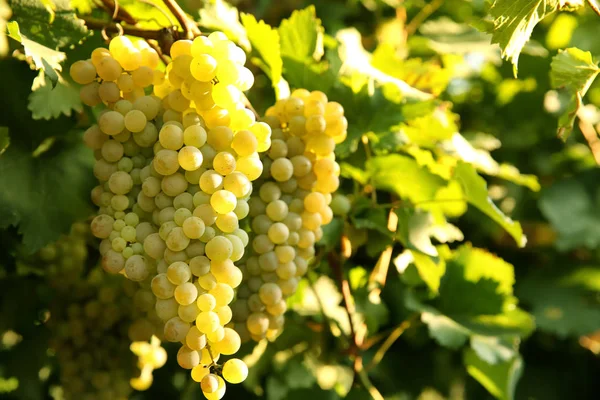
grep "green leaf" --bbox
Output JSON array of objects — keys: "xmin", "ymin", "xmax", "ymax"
[
  {"xmin": 28, "ymin": 75, "xmax": 82, "ymax": 120},
  {"xmin": 8, "ymin": 0, "xmax": 88, "ymax": 49},
  {"xmin": 454, "ymin": 162, "xmax": 525, "ymax": 247},
  {"xmin": 279, "ymin": 6, "xmax": 322, "ymax": 64},
  {"xmin": 406, "ymin": 291, "xmax": 534, "ymax": 350},
  {"xmin": 438, "ymin": 245, "xmax": 514, "ymax": 316},
  {"xmin": 319, "ymin": 217, "xmax": 343, "ymax": 250},
  {"xmin": 463, "ymin": 348, "xmax": 523, "ymax": 400},
  {"xmin": 486, "ymin": 0, "xmax": 565, "ymax": 76},
  {"xmin": 518, "ymin": 272, "xmax": 600, "ymax": 337},
  {"xmin": 198, "ymin": 0, "xmax": 249, "ymax": 50},
  {"xmin": 470, "ymin": 335, "xmax": 518, "ymax": 365},
  {"xmin": 447, "ymin": 133, "xmax": 540, "ymax": 191},
  {"xmin": 351, "ymin": 204, "xmax": 390, "ymax": 236},
  {"xmin": 412, "ymin": 251, "xmax": 445, "ymax": 293},
  {"xmin": 241, "ymin": 13, "xmax": 283, "ymax": 90},
  {"xmin": 550, "ymin": 48, "xmax": 600, "ymax": 139},
  {"xmin": 372, "ymin": 43, "xmax": 451, "ymax": 97},
  {"xmin": 455, "ymin": 308, "xmax": 535, "ymax": 338},
  {"xmin": 0, "ymin": 137, "xmax": 94, "ymax": 253},
  {"xmin": 395, "ymin": 208, "xmax": 438, "ymax": 257},
  {"xmin": 350, "ymin": 266, "xmax": 390, "ymax": 334},
  {"xmin": 70, "ymin": 0, "xmax": 95, "ymax": 14},
  {"xmin": 0, "ymin": 58, "xmax": 78, "ymax": 150},
  {"xmin": 335, "ymin": 28, "xmax": 431, "ymax": 101},
  {"xmin": 538, "ymin": 169, "xmax": 600, "ymax": 250},
  {"xmin": 551, "ymin": 48, "xmax": 599, "ymax": 92},
  {"xmin": 421, "ymin": 309, "xmax": 470, "ymax": 349},
  {"xmin": 7, "ymin": 20, "xmax": 66, "ymax": 71},
  {"xmin": 366, "ymin": 154, "xmax": 446, "ymax": 203}
]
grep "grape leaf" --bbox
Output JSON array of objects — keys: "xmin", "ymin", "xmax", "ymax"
[
  {"xmin": 538, "ymin": 169, "xmax": 600, "ymax": 250},
  {"xmin": 6, "ymin": 20, "xmax": 66, "ymax": 71},
  {"xmin": 0, "ymin": 137, "xmax": 94, "ymax": 253},
  {"xmin": 550, "ymin": 48, "xmax": 600, "ymax": 139},
  {"xmin": 70, "ymin": 0, "xmax": 95, "ymax": 14},
  {"xmin": 395, "ymin": 208, "xmax": 439, "ymax": 257},
  {"xmin": 28, "ymin": 75, "xmax": 82, "ymax": 120},
  {"xmin": 470, "ymin": 335, "xmax": 518, "ymax": 365},
  {"xmin": 372, "ymin": 43, "xmax": 451, "ymax": 97},
  {"xmin": 454, "ymin": 162, "xmax": 525, "ymax": 247},
  {"xmin": 486, "ymin": 0, "xmax": 582, "ymax": 76},
  {"xmin": 421, "ymin": 310, "xmax": 470, "ymax": 348},
  {"xmin": 518, "ymin": 270, "xmax": 600, "ymax": 337},
  {"xmin": 407, "ymin": 290, "xmax": 533, "ymax": 352},
  {"xmin": 198, "ymin": 0, "xmax": 249, "ymax": 50},
  {"xmin": 241, "ymin": 13, "xmax": 283, "ymax": 90},
  {"xmin": 438, "ymin": 245, "xmax": 514, "ymax": 316},
  {"xmin": 446, "ymin": 133, "xmax": 540, "ymax": 191},
  {"xmin": 464, "ymin": 348, "xmax": 523, "ymax": 400},
  {"xmin": 7, "ymin": 0, "xmax": 88, "ymax": 49},
  {"xmin": 366, "ymin": 154, "xmax": 446, "ymax": 203},
  {"xmin": 0, "ymin": 58, "xmax": 77, "ymax": 149},
  {"xmin": 394, "ymin": 247, "xmax": 446, "ymax": 293},
  {"xmin": 279, "ymin": 6, "xmax": 322, "ymax": 64},
  {"xmin": 336, "ymin": 28, "xmax": 431, "ymax": 101}
]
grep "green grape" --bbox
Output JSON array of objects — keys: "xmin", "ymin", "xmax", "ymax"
[
  {"xmin": 70, "ymin": 60, "xmax": 97, "ymax": 84},
  {"xmin": 222, "ymin": 358, "xmax": 248, "ymax": 384},
  {"xmin": 99, "ymin": 111, "xmax": 125, "ymax": 136},
  {"xmin": 190, "ymin": 54, "xmax": 218, "ymax": 81}
]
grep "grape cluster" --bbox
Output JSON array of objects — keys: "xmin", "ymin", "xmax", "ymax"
[
  {"xmin": 74, "ymin": 31, "xmax": 346, "ymax": 399},
  {"xmin": 75, "ymin": 32, "xmax": 268, "ymax": 399},
  {"xmin": 231, "ymin": 90, "xmax": 345, "ymax": 341},
  {"xmin": 36, "ymin": 225, "xmax": 164, "ymax": 400}
]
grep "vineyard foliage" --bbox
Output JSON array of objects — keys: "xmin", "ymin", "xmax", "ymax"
[{"xmin": 1, "ymin": 0, "xmax": 600, "ymax": 399}]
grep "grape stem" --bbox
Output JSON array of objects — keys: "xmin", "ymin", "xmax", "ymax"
[
  {"xmin": 364, "ymin": 314, "xmax": 418, "ymax": 371},
  {"xmin": 242, "ymin": 93, "xmax": 260, "ymax": 119},
  {"xmin": 162, "ymin": 0, "xmax": 201, "ymax": 39},
  {"xmin": 404, "ymin": 0, "xmax": 444, "ymax": 36}
]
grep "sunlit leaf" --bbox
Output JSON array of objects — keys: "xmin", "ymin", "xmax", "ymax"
[
  {"xmin": 241, "ymin": 13, "xmax": 283, "ymax": 93},
  {"xmin": 454, "ymin": 162, "xmax": 525, "ymax": 247},
  {"xmin": 198, "ymin": 0, "xmax": 249, "ymax": 50},
  {"xmin": 485, "ymin": 0, "xmax": 581, "ymax": 76},
  {"xmin": 464, "ymin": 348, "xmax": 523, "ymax": 400},
  {"xmin": 7, "ymin": 21, "xmax": 66, "ymax": 71},
  {"xmin": 550, "ymin": 47, "xmax": 600, "ymax": 139}
]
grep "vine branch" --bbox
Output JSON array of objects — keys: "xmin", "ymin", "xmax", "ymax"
[
  {"xmin": 162, "ymin": 0, "xmax": 201, "ymax": 39},
  {"xmin": 82, "ymin": 18, "xmax": 164, "ymax": 40},
  {"xmin": 328, "ymin": 247, "xmax": 358, "ymax": 355},
  {"xmin": 587, "ymin": 0, "xmax": 600, "ymax": 18},
  {"xmin": 577, "ymin": 108, "xmax": 600, "ymax": 165}
]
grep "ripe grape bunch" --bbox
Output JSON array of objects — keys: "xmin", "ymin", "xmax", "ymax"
[{"xmin": 72, "ymin": 30, "xmax": 346, "ymax": 399}]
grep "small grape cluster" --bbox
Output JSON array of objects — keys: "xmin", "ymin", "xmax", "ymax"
[
  {"xmin": 73, "ymin": 30, "xmax": 346, "ymax": 399},
  {"xmin": 231, "ymin": 90, "xmax": 345, "ymax": 341},
  {"xmin": 34, "ymin": 225, "xmax": 164, "ymax": 400}
]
